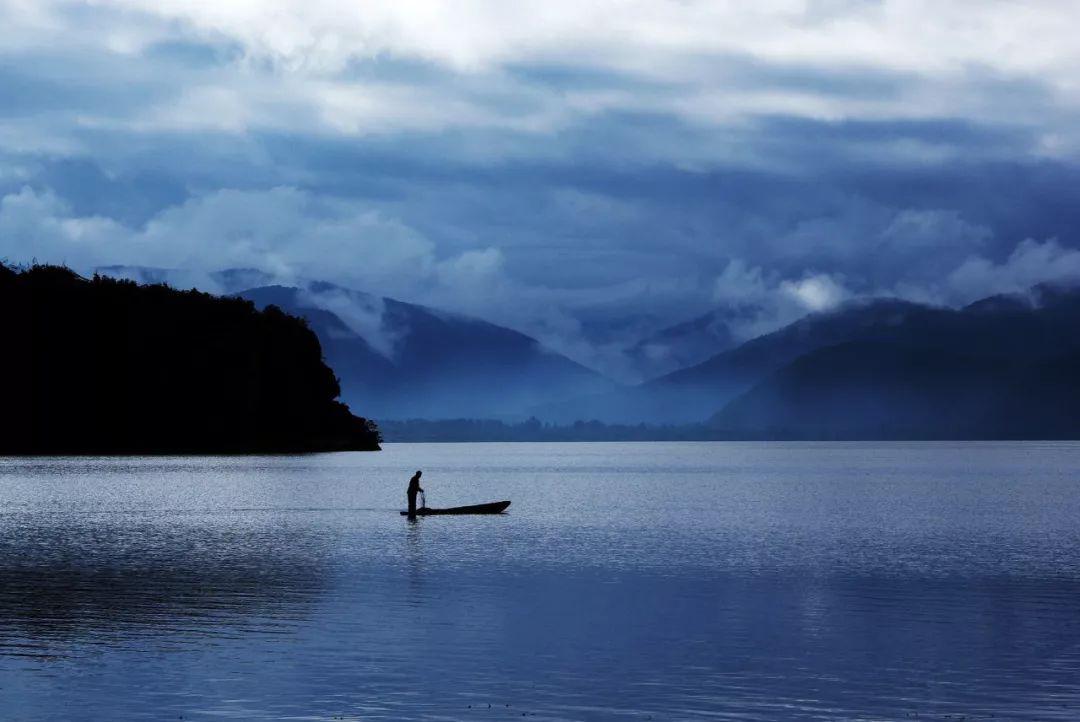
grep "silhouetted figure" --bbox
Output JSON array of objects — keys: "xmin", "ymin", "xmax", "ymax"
[{"xmin": 407, "ymin": 470, "xmax": 424, "ymax": 516}]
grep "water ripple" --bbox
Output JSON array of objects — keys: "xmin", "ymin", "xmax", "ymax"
[{"xmin": 2, "ymin": 443, "xmax": 1080, "ymax": 720}]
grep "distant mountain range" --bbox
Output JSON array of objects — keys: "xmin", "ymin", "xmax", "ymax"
[
  {"xmin": 622, "ymin": 308, "xmax": 739, "ymax": 380},
  {"xmin": 710, "ymin": 340, "xmax": 1080, "ymax": 439},
  {"xmin": 706, "ymin": 286, "xmax": 1080, "ymax": 438},
  {"xmin": 535, "ymin": 298, "xmax": 936, "ymax": 423},
  {"xmin": 94, "ymin": 265, "xmax": 1080, "ymax": 438},
  {"xmin": 538, "ymin": 284, "xmax": 1080, "ymax": 436},
  {"xmin": 97, "ymin": 265, "xmax": 616, "ymax": 420},
  {"xmin": 235, "ymin": 283, "xmax": 615, "ymax": 419}
]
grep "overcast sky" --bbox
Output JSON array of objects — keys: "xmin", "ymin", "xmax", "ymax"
[{"xmin": 3, "ymin": 1, "xmax": 1080, "ymax": 369}]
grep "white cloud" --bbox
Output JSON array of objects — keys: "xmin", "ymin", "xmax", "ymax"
[
  {"xmin": 2, "ymin": 1, "xmax": 1079, "ymax": 152},
  {"xmin": 713, "ymin": 258, "xmax": 768, "ymax": 307},
  {"xmin": 434, "ymin": 247, "xmax": 505, "ymax": 302},
  {"xmin": 0, "ymin": 183, "xmax": 629, "ymax": 375},
  {"xmin": 712, "ymin": 258, "xmax": 851, "ymax": 341},
  {"xmin": 780, "ymin": 273, "xmax": 849, "ymax": 311},
  {"xmin": 0, "ymin": 187, "xmax": 126, "ymax": 268},
  {"xmin": 0, "ymin": 184, "xmax": 625, "ymax": 366},
  {"xmin": 708, "ymin": 237, "xmax": 1080, "ymax": 345},
  {"xmin": 878, "ymin": 209, "xmax": 991, "ymax": 253},
  {"xmin": 946, "ymin": 238, "xmax": 1080, "ymax": 304},
  {"xmin": 62, "ymin": 0, "xmax": 1078, "ymax": 86},
  {"xmin": 0, "ymin": 185, "xmax": 488, "ymax": 301},
  {"xmin": 299, "ymin": 285, "xmax": 404, "ymax": 359},
  {"xmin": 3, "ymin": 0, "xmax": 1080, "ymax": 381}
]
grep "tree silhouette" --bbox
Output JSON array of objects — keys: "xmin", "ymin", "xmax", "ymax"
[{"xmin": 0, "ymin": 264, "xmax": 380, "ymax": 454}]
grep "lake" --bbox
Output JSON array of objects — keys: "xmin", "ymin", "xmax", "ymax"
[{"xmin": 2, "ymin": 442, "xmax": 1080, "ymax": 720}]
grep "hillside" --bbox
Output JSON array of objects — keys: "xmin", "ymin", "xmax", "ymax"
[
  {"xmin": 537, "ymin": 286, "xmax": 1080, "ymax": 425},
  {"xmin": 710, "ymin": 341, "xmax": 1080, "ymax": 439},
  {"xmin": 622, "ymin": 308, "xmax": 739, "ymax": 380},
  {"xmin": 535, "ymin": 298, "xmax": 938, "ymax": 423},
  {"xmin": 0, "ymin": 265, "xmax": 380, "ymax": 453},
  {"xmin": 237, "ymin": 283, "xmax": 616, "ymax": 419}
]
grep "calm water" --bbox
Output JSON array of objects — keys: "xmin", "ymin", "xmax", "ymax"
[{"xmin": 2, "ymin": 442, "xmax": 1080, "ymax": 721}]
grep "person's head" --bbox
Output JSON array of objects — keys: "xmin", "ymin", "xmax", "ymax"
[{"xmin": 415, "ymin": 470, "xmax": 422, "ymax": 477}]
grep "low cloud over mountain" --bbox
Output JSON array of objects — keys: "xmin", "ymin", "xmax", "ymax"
[{"xmin": 2, "ymin": 3, "xmax": 1080, "ymax": 382}]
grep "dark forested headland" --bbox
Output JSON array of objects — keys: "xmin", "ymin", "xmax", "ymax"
[{"xmin": 0, "ymin": 265, "xmax": 380, "ymax": 454}]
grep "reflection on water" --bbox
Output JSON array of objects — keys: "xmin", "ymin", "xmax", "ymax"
[
  {"xmin": 1, "ymin": 444, "xmax": 1080, "ymax": 720},
  {"xmin": 0, "ymin": 519, "xmax": 327, "ymax": 658}
]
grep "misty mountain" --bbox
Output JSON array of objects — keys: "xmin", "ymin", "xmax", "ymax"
[
  {"xmin": 538, "ymin": 285, "xmax": 1080, "ymax": 425},
  {"xmin": 236, "ymin": 283, "xmax": 616, "ymax": 419},
  {"xmin": 537, "ymin": 298, "xmax": 936, "ymax": 423},
  {"xmin": 92, "ymin": 265, "xmax": 618, "ymax": 419},
  {"xmin": 710, "ymin": 341, "xmax": 1080, "ymax": 439},
  {"xmin": 97, "ymin": 265, "xmax": 276, "ymax": 294},
  {"xmin": 623, "ymin": 308, "xmax": 740, "ymax": 380}
]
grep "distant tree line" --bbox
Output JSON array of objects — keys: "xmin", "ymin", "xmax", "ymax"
[
  {"xmin": 379, "ymin": 417, "xmax": 721, "ymax": 442},
  {"xmin": 379, "ymin": 415, "xmax": 1072, "ymax": 443},
  {"xmin": 0, "ymin": 264, "xmax": 380, "ymax": 453}
]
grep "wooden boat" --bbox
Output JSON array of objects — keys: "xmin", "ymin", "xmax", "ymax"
[{"xmin": 400, "ymin": 500, "xmax": 511, "ymax": 516}]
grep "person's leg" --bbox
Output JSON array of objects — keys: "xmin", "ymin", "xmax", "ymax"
[{"xmin": 408, "ymin": 491, "xmax": 416, "ymax": 515}]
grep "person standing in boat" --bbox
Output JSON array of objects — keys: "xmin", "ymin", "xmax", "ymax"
[{"xmin": 407, "ymin": 470, "xmax": 424, "ymax": 516}]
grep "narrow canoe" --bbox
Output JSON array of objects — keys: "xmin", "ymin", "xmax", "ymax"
[{"xmin": 400, "ymin": 500, "xmax": 511, "ymax": 516}]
